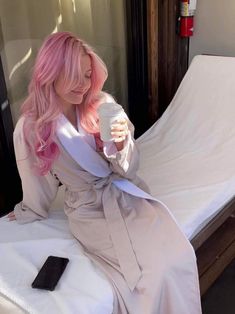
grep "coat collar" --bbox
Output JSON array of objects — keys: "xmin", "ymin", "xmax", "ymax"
[{"xmin": 56, "ymin": 114, "xmax": 111, "ymax": 178}]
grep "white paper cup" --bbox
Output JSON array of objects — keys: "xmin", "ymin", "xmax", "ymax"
[{"xmin": 98, "ymin": 102, "xmax": 125, "ymax": 141}]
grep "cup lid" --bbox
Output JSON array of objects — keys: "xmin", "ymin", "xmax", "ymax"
[{"xmin": 98, "ymin": 102, "xmax": 124, "ymax": 114}]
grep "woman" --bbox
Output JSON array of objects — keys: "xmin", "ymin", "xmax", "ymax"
[{"xmin": 8, "ymin": 32, "xmax": 201, "ymax": 314}]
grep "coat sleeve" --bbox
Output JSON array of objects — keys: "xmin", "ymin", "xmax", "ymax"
[
  {"xmin": 13, "ymin": 118, "xmax": 60, "ymax": 224},
  {"xmin": 103, "ymin": 116, "xmax": 140, "ymax": 180}
]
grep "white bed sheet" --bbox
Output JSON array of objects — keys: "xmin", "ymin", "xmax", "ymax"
[
  {"xmin": 137, "ymin": 55, "xmax": 235, "ymax": 240},
  {"xmin": 1, "ymin": 55, "xmax": 235, "ymax": 313},
  {"xmin": 0, "ymin": 210, "xmax": 113, "ymax": 314}
]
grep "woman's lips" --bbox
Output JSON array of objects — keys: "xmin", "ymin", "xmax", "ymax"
[{"xmin": 71, "ymin": 89, "xmax": 87, "ymax": 94}]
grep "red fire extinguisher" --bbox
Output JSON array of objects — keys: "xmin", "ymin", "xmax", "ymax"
[{"xmin": 179, "ymin": 0, "xmax": 197, "ymax": 37}]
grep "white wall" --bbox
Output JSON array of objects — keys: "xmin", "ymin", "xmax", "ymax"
[{"xmin": 189, "ymin": 0, "xmax": 235, "ymax": 64}]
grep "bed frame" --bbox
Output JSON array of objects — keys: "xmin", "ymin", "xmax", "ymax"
[{"xmin": 191, "ymin": 198, "xmax": 235, "ymax": 295}]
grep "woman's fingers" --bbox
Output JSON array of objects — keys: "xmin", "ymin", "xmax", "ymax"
[
  {"xmin": 111, "ymin": 119, "xmax": 129, "ymax": 142},
  {"xmin": 112, "ymin": 136, "xmax": 126, "ymax": 143},
  {"xmin": 8, "ymin": 211, "xmax": 16, "ymax": 221},
  {"xmin": 111, "ymin": 118, "xmax": 127, "ymax": 128},
  {"xmin": 111, "ymin": 130, "xmax": 128, "ymax": 136}
]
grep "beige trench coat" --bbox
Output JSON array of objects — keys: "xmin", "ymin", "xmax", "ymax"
[{"xmin": 13, "ymin": 115, "xmax": 202, "ymax": 314}]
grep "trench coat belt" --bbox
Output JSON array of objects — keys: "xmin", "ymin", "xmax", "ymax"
[{"xmin": 101, "ymin": 183, "xmax": 142, "ymax": 291}]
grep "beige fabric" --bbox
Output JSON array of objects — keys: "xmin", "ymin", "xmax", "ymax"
[
  {"xmin": 13, "ymin": 116, "xmax": 201, "ymax": 314},
  {"xmin": 138, "ymin": 55, "xmax": 235, "ymax": 240},
  {"xmin": 0, "ymin": 294, "xmax": 26, "ymax": 314}
]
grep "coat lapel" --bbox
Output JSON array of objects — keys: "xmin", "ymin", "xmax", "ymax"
[{"xmin": 56, "ymin": 114, "xmax": 111, "ymax": 178}]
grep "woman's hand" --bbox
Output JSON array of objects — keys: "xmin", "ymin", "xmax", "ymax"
[
  {"xmin": 111, "ymin": 118, "xmax": 129, "ymax": 151},
  {"xmin": 8, "ymin": 211, "xmax": 16, "ymax": 221}
]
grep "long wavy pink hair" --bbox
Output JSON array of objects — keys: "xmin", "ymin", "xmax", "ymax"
[{"xmin": 21, "ymin": 32, "xmax": 108, "ymax": 175}]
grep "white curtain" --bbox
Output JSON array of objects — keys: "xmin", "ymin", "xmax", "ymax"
[{"xmin": 0, "ymin": 0, "xmax": 128, "ymax": 124}]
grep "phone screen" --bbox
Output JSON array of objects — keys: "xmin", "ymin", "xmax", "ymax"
[{"xmin": 32, "ymin": 256, "xmax": 69, "ymax": 291}]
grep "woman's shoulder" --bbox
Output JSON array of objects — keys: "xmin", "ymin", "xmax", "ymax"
[
  {"xmin": 13, "ymin": 115, "xmax": 26, "ymax": 138},
  {"xmin": 14, "ymin": 116, "xmax": 25, "ymax": 135}
]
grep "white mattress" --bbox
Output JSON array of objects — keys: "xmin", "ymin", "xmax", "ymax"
[
  {"xmin": 0, "ymin": 209, "xmax": 113, "ymax": 314},
  {"xmin": 137, "ymin": 55, "xmax": 235, "ymax": 240},
  {"xmin": 1, "ymin": 55, "xmax": 235, "ymax": 313}
]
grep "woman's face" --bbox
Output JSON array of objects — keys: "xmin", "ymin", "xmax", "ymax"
[{"xmin": 54, "ymin": 54, "xmax": 92, "ymax": 106}]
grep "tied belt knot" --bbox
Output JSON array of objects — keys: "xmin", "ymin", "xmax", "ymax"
[{"xmin": 93, "ymin": 173, "xmax": 120, "ymax": 189}]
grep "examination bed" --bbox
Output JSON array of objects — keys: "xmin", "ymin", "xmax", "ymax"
[{"xmin": 1, "ymin": 55, "xmax": 235, "ymax": 313}]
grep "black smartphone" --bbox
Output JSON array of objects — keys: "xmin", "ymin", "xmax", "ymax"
[{"xmin": 31, "ymin": 256, "xmax": 69, "ymax": 291}]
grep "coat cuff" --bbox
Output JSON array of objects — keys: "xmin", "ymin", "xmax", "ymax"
[
  {"xmin": 103, "ymin": 131, "xmax": 132, "ymax": 172},
  {"xmin": 14, "ymin": 202, "xmax": 47, "ymax": 224}
]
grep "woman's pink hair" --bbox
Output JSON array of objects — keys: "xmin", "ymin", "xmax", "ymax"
[{"xmin": 21, "ymin": 32, "xmax": 108, "ymax": 175}]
